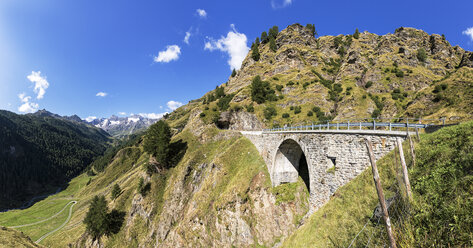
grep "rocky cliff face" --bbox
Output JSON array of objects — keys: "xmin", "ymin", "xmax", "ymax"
[{"xmin": 212, "ymin": 24, "xmax": 473, "ymax": 128}]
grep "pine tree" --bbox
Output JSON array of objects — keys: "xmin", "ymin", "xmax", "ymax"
[
  {"xmin": 231, "ymin": 69, "xmax": 236, "ymax": 77},
  {"xmin": 269, "ymin": 36, "xmax": 277, "ymax": 52},
  {"xmin": 268, "ymin": 26, "xmax": 279, "ymax": 39},
  {"xmin": 305, "ymin": 24, "xmax": 317, "ymax": 37},
  {"xmin": 251, "ymin": 76, "xmax": 268, "ymax": 104},
  {"xmin": 261, "ymin": 31, "xmax": 268, "ymax": 44},
  {"xmin": 111, "ymin": 183, "xmax": 121, "ymax": 200},
  {"xmin": 353, "ymin": 28, "xmax": 360, "ymax": 39},
  {"xmin": 83, "ymin": 195, "xmax": 109, "ymax": 240},
  {"xmin": 251, "ymin": 44, "xmax": 260, "ymax": 61},
  {"xmin": 143, "ymin": 120, "xmax": 171, "ymax": 167}
]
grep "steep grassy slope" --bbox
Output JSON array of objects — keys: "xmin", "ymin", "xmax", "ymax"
[
  {"xmin": 283, "ymin": 121, "xmax": 473, "ymax": 247},
  {"xmin": 0, "ymin": 227, "xmax": 43, "ymax": 248},
  {"xmin": 190, "ymin": 24, "xmax": 473, "ymax": 131},
  {"xmin": 0, "ymin": 110, "xmax": 111, "ymax": 211}
]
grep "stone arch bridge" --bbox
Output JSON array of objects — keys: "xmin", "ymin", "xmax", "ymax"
[{"xmin": 241, "ymin": 127, "xmax": 414, "ymax": 211}]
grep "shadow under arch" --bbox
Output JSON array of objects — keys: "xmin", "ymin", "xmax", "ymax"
[{"xmin": 272, "ymin": 139, "xmax": 310, "ymax": 192}]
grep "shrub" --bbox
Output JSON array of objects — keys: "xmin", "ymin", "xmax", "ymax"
[
  {"xmin": 111, "ymin": 184, "xmax": 121, "ymax": 200},
  {"xmin": 286, "ymin": 81, "xmax": 294, "ymax": 86},
  {"xmin": 263, "ymin": 106, "xmax": 277, "ymax": 120},
  {"xmin": 276, "ymin": 85, "xmax": 283, "ymax": 91},
  {"xmin": 371, "ymin": 109, "xmax": 381, "ymax": 118},
  {"xmin": 231, "ymin": 69, "xmax": 236, "ymax": 77},
  {"xmin": 307, "ymin": 111, "xmax": 313, "ymax": 117},
  {"xmin": 365, "ymin": 81, "xmax": 373, "ymax": 88},
  {"xmin": 303, "ymin": 82, "xmax": 310, "ymax": 89},
  {"xmin": 398, "ymin": 47, "xmax": 405, "ymax": 53},
  {"xmin": 396, "ymin": 70, "xmax": 404, "ymax": 78},
  {"xmin": 246, "ymin": 104, "xmax": 254, "ymax": 113},
  {"xmin": 282, "ymin": 113, "xmax": 290, "ymax": 118},
  {"xmin": 417, "ymin": 48, "xmax": 427, "ymax": 62},
  {"xmin": 217, "ymin": 94, "xmax": 234, "ymax": 111},
  {"xmin": 251, "ymin": 76, "xmax": 275, "ymax": 104},
  {"xmin": 294, "ymin": 106, "xmax": 301, "ymax": 114}
]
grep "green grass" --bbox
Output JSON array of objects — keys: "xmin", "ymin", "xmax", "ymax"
[
  {"xmin": 0, "ymin": 227, "xmax": 42, "ymax": 248},
  {"xmin": 282, "ymin": 121, "xmax": 473, "ymax": 247},
  {"xmin": 0, "ymin": 174, "xmax": 90, "ymax": 243}
]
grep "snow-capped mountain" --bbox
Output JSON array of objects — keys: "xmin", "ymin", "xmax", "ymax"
[{"xmin": 87, "ymin": 115, "xmax": 158, "ymax": 137}]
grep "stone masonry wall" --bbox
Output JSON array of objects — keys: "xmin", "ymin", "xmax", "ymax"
[{"xmin": 242, "ymin": 130, "xmax": 406, "ymax": 212}]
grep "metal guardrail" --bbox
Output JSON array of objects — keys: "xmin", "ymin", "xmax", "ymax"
[{"xmin": 263, "ymin": 118, "xmax": 446, "ymax": 133}]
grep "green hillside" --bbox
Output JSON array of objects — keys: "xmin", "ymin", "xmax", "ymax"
[
  {"xmin": 1, "ymin": 24, "xmax": 472, "ymax": 247},
  {"xmin": 0, "ymin": 110, "xmax": 111, "ymax": 211},
  {"xmin": 283, "ymin": 121, "xmax": 473, "ymax": 247}
]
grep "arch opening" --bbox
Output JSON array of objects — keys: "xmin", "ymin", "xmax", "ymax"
[{"xmin": 273, "ymin": 139, "xmax": 310, "ymax": 192}]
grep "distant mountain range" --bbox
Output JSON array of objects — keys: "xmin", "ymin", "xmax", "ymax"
[
  {"xmin": 87, "ymin": 115, "xmax": 158, "ymax": 137},
  {"xmin": 31, "ymin": 109, "xmax": 158, "ymax": 137}
]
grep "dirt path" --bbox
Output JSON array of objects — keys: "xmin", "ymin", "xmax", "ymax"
[{"xmin": 35, "ymin": 201, "xmax": 77, "ymax": 244}]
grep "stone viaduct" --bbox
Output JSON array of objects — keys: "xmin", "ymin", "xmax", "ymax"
[{"xmin": 242, "ymin": 129, "xmax": 408, "ymax": 212}]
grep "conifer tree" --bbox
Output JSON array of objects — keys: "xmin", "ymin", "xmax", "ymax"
[
  {"xmin": 251, "ymin": 44, "xmax": 260, "ymax": 61},
  {"xmin": 111, "ymin": 184, "xmax": 121, "ymax": 200},
  {"xmin": 143, "ymin": 120, "xmax": 171, "ymax": 167},
  {"xmin": 84, "ymin": 195, "xmax": 109, "ymax": 240},
  {"xmin": 305, "ymin": 24, "xmax": 317, "ymax": 37},
  {"xmin": 261, "ymin": 31, "xmax": 268, "ymax": 44},
  {"xmin": 269, "ymin": 36, "xmax": 277, "ymax": 52},
  {"xmin": 231, "ymin": 69, "xmax": 236, "ymax": 77},
  {"xmin": 353, "ymin": 28, "xmax": 360, "ymax": 39}
]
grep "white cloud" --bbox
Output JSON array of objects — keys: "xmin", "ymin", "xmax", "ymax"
[
  {"xmin": 17, "ymin": 93, "xmax": 39, "ymax": 113},
  {"xmin": 118, "ymin": 112, "xmax": 127, "ymax": 116},
  {"xmin": 167, "ymin": 100, "xmax": 183, "ymax": 111},
  {"xmin": 27, "ymin": 71, "xmax": 49, "ymax": 99},
  {"xmin": 184, "ymin": 31, "xmax": 191, "ymax": 44},
  {"xmin": 271, "ymin": 0, "xmax": 292, "ymax": 9},
  {"xmin": 96, "ymin": 92, "xmax": 107, "ymax": 97},
  {"xmin": 462, "ymin": 27, "xmax": 473, "ymax": 41},
  {"xmin": 85, "ymin": 116, "xmax": 97, "ymax": 122},
  {"xmin": 154, "ymin": 45, "xmax": 181, "ymax": 63},
  {"xmin": 196, "ymin": 9, "xmax": 207, "ymax": 18},
  {"xmin": 204, "ymin": 24, "xmax": 249, "ymax": 70},
  {"xmin": 139, "ymin": 112, "xmax": 167, "ymax": 119}
]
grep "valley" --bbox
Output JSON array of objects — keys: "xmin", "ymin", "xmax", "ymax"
[{"xmin": 1, "ymin": 13, "xmax": 473, "ymax": 247}]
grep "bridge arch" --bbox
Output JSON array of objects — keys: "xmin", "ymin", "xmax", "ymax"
[{"xmin": 272, "ymin": 138, "xmax": 311, "ymax": 192}]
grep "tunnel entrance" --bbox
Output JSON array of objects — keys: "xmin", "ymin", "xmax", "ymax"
[{"xmin": 273, "ymin": 139, "xmax": 310, "ymax": 192}]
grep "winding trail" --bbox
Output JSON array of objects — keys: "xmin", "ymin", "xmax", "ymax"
[
  {"xmin": 9, "ymin": 200, "xmax": 76, "ymax": 228},
  {"xmin": 35, "ymin": 201, "xmax": 77, "ymax": 244}
]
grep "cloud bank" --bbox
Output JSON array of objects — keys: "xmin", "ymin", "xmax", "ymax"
[
  {"xmin": 196, "ymin": 9, "xmax": 207, "ymax": 18},
  {"xmin": 271, "ymin": 0, "xmax": 292, "ymax": 9},
  {"xmin": 167, "ymin": 100, "xmax": 183, "ymax": 111},
  {"xmin": 18, "ymin": 93, "xmax": 39, "ymax": 113},
  {"xmin": 154, "ymin": 45, "xmax": 181, "ymax": 63},
  {"xmin": 96, "ymin": 92, "xmax": 108, "ymax": 97},
  {"xmin": 204, "ymin": 24, "xmax": 249, "ymax": 70},
  {"xmin": 463, "ymin": 27, "xmax": 473, "ymax": 41},
  {"xmin": 27, "ymin": 71, "xmax": 49, "ymax": 99}
]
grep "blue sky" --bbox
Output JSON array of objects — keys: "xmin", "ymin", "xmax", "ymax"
[{"xmin": 1, "ymin": 0, "xmax": 472, "ymax": 120}]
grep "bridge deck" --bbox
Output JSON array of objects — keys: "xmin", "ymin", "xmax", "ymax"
[{"xmin": 261, "ymin": 129, "xmax": 411, "ymax": 136}]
